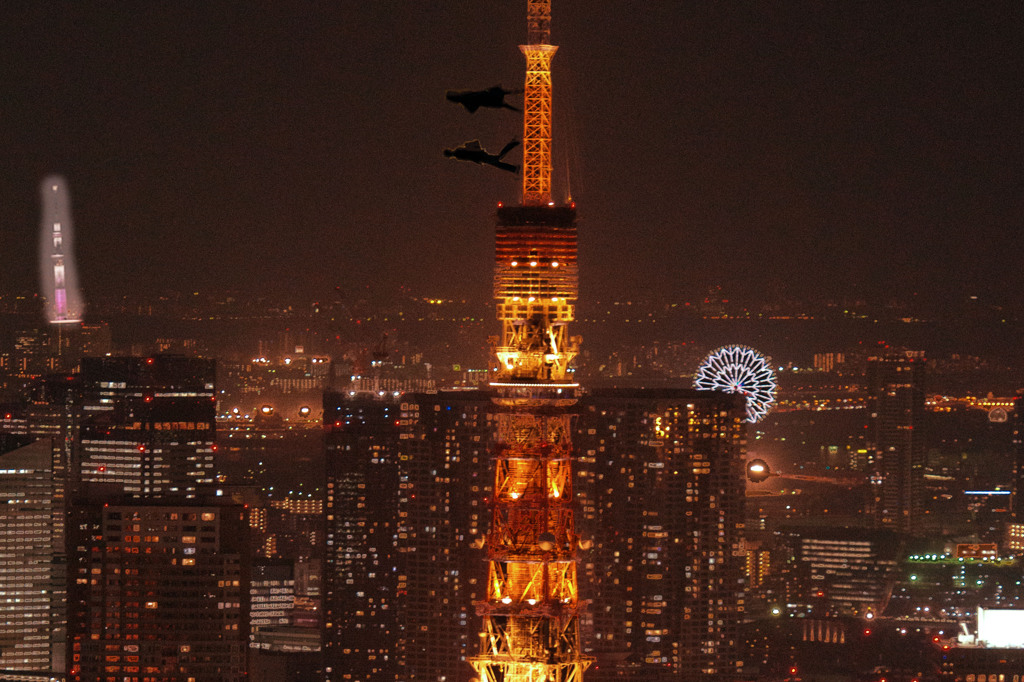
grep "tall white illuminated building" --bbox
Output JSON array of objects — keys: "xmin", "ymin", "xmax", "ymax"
[
  {"xmin": 38, "ymin": 176, "xmax": 83, "ymax": 326},
  {"xmin": 0, "ymin": 438, "xmax": 66, "ymax": 679}
]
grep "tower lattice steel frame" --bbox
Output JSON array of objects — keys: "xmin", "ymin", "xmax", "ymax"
[
  {"xmin": 471, "ymin": 2, "xmax": 590, "ymax": 681},
  {"xmin": 520, "ymin": 0, "xmax": 556, "ymax": 205}
]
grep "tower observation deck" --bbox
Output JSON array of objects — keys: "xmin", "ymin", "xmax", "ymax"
[{"xmin": 471, "ymin": 1, "xmax": 589, "ymax": 681}]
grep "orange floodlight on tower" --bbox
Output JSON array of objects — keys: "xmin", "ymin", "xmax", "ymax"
[{"xmin": 471, "ymin": 1, "xmax": 590, "ymax": 681}]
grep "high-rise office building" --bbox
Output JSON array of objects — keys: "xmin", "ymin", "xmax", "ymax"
[
  {"xmin": 1009, "ymin": 392, "xmax": 1024, "ymax": 555},
  {"xmin": 0, "ymin": 375, "xmax": 89, "ymax": 682},
  {"xmin": 398, "ymin": 391, "xmax": 491, "ymax": 679},
  {"xmin": 0, "ymin": 438, "xmax": 66, "ymax": 678},
  {"xmin": 322, "ymin": 386, "xmax": 749, "ymax": 681},
  {"xmin": 250, "ymin": 560, "xmax": 298, "ymax": 648},
  {"xmin": 322, "ymin": 390, "xmax": 491, "ymax": 682},
  {"xmin": 77, "ymin": 356, "xmax": 217, "ymax": 499},
  {"xmin": 322, "ymin": 392, "xmax": 403, "ymax": 681},
  {"xmin": 247, "ymin": 559, "xmax": 322, "ymax": 682},
  {"xmin": 3, "ymin": 329, "xmax": 63, "ymax": 381},
  {"xmin": 3, "ymin": 373, "xmax": 83, "ymax": 557},
  {"xmin": 66, "ymin": 501, "xmax": 248, "ymax": 681},
  {"xmin": 59, "ymin": 357, "xmax": 246, "ymax": 681},
  {"xmin": 3, "ymin": 356, "xmax": 219, "ymax": 511},
  {"xmin": 575, "ymin": 389, "xmax": 748, "ymax": 680},
  {"xmin": 785, "ymin": 526, "xmax": 900, "ymax": 617},
  {"xmin": 4, "ymin": 358, "xmax": 238, "ymax": 681},
  {"xmin": 248, "ymin": 558, "xmax": 320, "ymax": 652},
  {"xmin": 866, "ymin": 353, "xmax": 926, "ymax": 533}
]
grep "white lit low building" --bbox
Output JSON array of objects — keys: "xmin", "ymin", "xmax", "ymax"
[{"xmin": 943, "ymin": 608, "xmax": 1024, "ymax": 681}]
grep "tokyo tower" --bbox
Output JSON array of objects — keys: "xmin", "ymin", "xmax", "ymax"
[{"xmin": 471, "ymin": 1, "xmax": 589, "ymax": 681}]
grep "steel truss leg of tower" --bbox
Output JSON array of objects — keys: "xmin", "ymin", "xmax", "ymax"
[{"xmin": 472, "ymin": 394, "xmax": 589, "ymax": 682}]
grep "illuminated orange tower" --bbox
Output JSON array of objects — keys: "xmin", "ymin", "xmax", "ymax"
[{"xmin": 471, "ymin": 1, "xmax": 589, "ymax": 681}]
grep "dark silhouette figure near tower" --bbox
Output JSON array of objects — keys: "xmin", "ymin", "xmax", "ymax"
[{"xmin": 443, "ymin": 139, "xmax": 520, "ymax": 174}]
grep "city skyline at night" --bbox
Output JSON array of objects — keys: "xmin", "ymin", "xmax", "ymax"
[
  {"xmin": 0, "ymin": 3, "xmax": 1020, "ymax": 311},
  {"xmin": 2, "ymin": 3, "xmax": 1024, "ymax": 681}
]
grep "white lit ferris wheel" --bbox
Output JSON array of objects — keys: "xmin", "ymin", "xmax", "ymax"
[{"xmin": 694, "ymin": 345, "xmax": 777, "ymax": 423}]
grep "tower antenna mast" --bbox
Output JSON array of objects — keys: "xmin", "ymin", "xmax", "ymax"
[{"xmin": 521, "ymin": 0, "xmax": 556, "ymax": 205}]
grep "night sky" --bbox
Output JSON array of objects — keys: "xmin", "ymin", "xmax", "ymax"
[{"xmin": 1, "ymin": 2, "xmax": 1020, "ymax": 309}]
